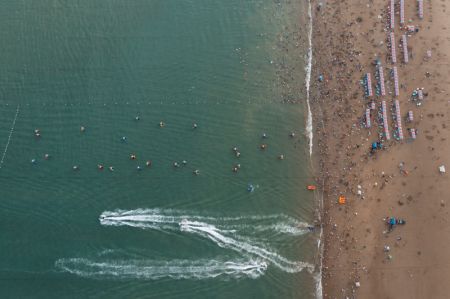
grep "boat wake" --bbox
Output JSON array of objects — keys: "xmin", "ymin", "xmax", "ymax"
[
  {"xmin": 180, "ymin": 220, "xmax": 313, "ymax": 273},
  {"xmin": 55, "ymin": 258, "xmax": 267, "ymax": 280},
  {"xmin": 57, "ymin": 208, "xmax": 314, "ymax": 280},
  {"xmin": 99, "ymin": 208, "xmax": 312, "ymax": 237}
]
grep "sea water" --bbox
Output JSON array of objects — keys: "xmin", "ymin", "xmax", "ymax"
[{"xmin": 0, "ymin": 0, "xmax": 317, "ymax": 298}]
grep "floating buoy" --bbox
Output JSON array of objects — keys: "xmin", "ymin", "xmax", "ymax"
[
  {"xmin": 307, "ymin": 185, "xmax": 316, "ymax": 191},
  {"xmin": 338, "ymin": 195, "xmax": 346, "ymax": 204}
]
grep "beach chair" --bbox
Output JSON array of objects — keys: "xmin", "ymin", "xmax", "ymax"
[
  {"xmin": 400, "ymin": 0, "xmax": 405, "ymax": 25},
  {"xmin": 390, "ymin": 32, "xmax": 397, "ymax": 64},
  {"xmin": 393, "ymin": 67, "xmax": 399, "ymax": 97},
  {"xmin": 402, "ymin": 35, "xmax": 409, "ymax": 64},
  {"xmin": 366, "ymin": 109, "xmax": 371, "ymax": 128},
  {"xmin": 418, "ymin": 0, "xmax": 424, "ymax": 19},
  {"xmin": 390, "ymin": 0, "xmax": 395, "ymax": 29}
]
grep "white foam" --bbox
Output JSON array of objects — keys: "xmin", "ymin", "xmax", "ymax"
[
  {"xmin": 305, "ymin": 0, "xmax": 313, "ymax": 156},
  {"xmin": 180, "ymin": 220, "xmax": 314, "ymax": 274},
  {"xmin": 0, "ymin": 104, "xmax": 20, "ymax": 169},
  {"xmin": 100, "ymin": 209, "xmax": 311, "ymax": 236},
  {"xmin": 55, "ymin": 258, "xmax": 267, "ymax": 280}
]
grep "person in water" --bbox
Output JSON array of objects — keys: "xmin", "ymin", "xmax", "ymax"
[
  {"xmin": 193, "ymin": 123, "xmax": 198, "ymax": 129},
  {"xmin": 159, "ymin": 121, "xmax": 165, "ymax": 128},
  {"xmin": 73, "ymin": 165, "xmax": 79, "ymax": 171},
  {"xmin": 130, "ymin": 154, "xmax": 136, "ymax": 160},
  {"xmin": 98, "ymin": 164, "xmax": 104, "ymax": 170},
  {"xmin": 44, "ymin": 154, "xmax": 50, "ymax": 160},
  {"xmin": 146, "ymin": 160, "xmax": 152, "ymax": 167},
  {"xmin": 290, "ymin": 132, "xmax": 296, "ymax": 138},
  {"xmin": 193, "ymin": 169, "xmax": 200, "ymax": 175},
  {"xmin": 109, "ymin": 166, "xmax": 114, "ymax": 172}
]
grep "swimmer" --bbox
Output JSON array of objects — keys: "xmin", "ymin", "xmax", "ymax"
[
  {"xmin": 146, "ymin": 160, "xmax": 152, "ymax": 167},
  {"xmin": 159, "ymin": 121, "xmax": 165, "ymax": 128},
  {"xmin": 289, "ymin": 132, "xmax": 296, "ymax": 138},
  {"xmin": 193, "ymin": 123, "xmax": 198, "ymax": 129},
  {"xmin": 130, "ymin": 154, "xmax": 136, "ymax": 160},
  {"xmin": 278, "ymin": 154, "xmax": 284, "ymax": 160},
  {"xmin": 98, "ymin": 164, "xmax": 104, "ymax": 170},
  {"xmin": 31, "ymin": 158, "xmax": 37, "ymax": 164},
  {"xmin": 34, "ymin": 129, "xmax": 40, "ymax": 134},
  {"xmin": 262, "ymin": 132, "xmax": 267, "ymax": 139},
  {"xmin": 44, "ymin": 154, "xmax": 50, "ymax": 160},
  {"xmin": 137, "ymin": 165, "xmax": 142, "ymax": 171},
  {"xmin": 135, "ymin": 116, "xmax": 140, "ymax": 121},
  {"xmin": 236, "ymin": 164, "xmax": 241, "ymax": 169},
  {"xmin": 235, "ymin": 151, "xmax": 241, "ymax": 158},
  {"xmin": 182, "ymin": 160, "xmax": 187, "ymax": 165},
  {"xmin": 232, "ymin": 147, "xmax": 238, "ymax": 152},
  {"xmin": 260, "ymin": 144, "xmax": 267, "ymax": 150},
  {"xmin": 121, "ymin": 136, "xmax": 127, "ymax": 142},
  {"xmin": 232, "ymin": 166, "xmax": 238, "ymax": 172},
  {"xmin": 109, "ymin": 166, "xmax": 114, "ymax": 172},
  {"xmin": 80, "ymin": 126, "xmax": 85, "ymax": 132},
  {"xmin": 73, "ymin": 165, "xmax": 79, "ymax": 171},
  {"xmin": 193, "ymin": 169, "xmax": 200, "ymax": 175},
  {"xmin": 173, "ymin": 162, "xmax": 180, "ymax": 168},
  {"xmin": 35, "ymin": 132, "xmax": 41, "ymax": 138}
]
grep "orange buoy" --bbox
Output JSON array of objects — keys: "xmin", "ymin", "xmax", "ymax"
[
  {"xmin": 307, "ymin": 185, "xmax": 316, "ymax": 191},
  {"xmin": 338, "ymin": 195, "xmax": 346, "ymax": 205}
]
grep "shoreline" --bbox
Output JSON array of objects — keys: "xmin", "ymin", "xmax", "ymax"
[{"xmin": 312, "ymin": 0, "xmax": 450, "ymax": 298}]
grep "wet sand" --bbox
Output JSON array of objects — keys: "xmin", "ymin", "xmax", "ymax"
[{"xmin": 311, "ymin": 0, "xmax": 450, "ymax": 298}]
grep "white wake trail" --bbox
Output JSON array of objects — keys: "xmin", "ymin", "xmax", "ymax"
[
  {"xmin": 180, "ymin": 220, "xmax": 314, "ymax": 274},
  {"xmin": 100, "ymin": 209, "xmax": 312, "ymax": 236},
  {"xmin": 0, "ymin": 104, "xmax": 20, "ymax": 169},
  {"xmin": 55, "ymin": 258, "xmax": 267, "ymax": 280}
]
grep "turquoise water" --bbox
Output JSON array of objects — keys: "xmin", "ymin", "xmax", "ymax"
[{"xmin": 0, "ymin": 1, "xmax": 317, "ymax": 298}]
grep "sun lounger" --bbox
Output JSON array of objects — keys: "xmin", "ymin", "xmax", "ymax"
[
  {"xmin": 381, "ymin": 100, "xmax": 391, "ymax": 140},
  {"xmin": 418, "ymin": 89, "xmax": 424, "ymax": 100},
  {"xmin": 408, "ymin": 110, "xmax": 414, "ymax": 122},
  {"xmin": 410, "ymin": 128, "xmax": 417, "ymax": 139},
  {"xmin": 390, "ymin": 0, "xmax": 395, "ymax": 29},
  {"xmin": 377, "ymin": 65, "xmax": 386, "ymax": 96},
  {"xmin": 402, "ymin": 35, "xmax": 408, "ymax": 64},
  {"xmin": 400, "ymin": 0, "xmax": 405, "ymax": 25},
  {"xmin": 366, "ymin": 73, "xmax": 373, "ymax": 97},
  {"xmin": 366, "ymin": 108, "xmax": 371, "ymax": 128},
  {"xmin": 418, "ymin": 0, "xmax": 424, "ymax": 19},
  {"xmin": 395, "ymin": 100, "xmax": 404, "ymax": 140},
  {"xmin": 393, "ymin": 67, "xmax": 399, "ymax": 97},
  {"xmin": 390, "ymin": 32, "xmax": 397, "ymax": 64}
]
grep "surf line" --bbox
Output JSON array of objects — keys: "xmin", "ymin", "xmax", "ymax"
[
  {"xmin": 0, "ymin": 104, "xmax": 20, "ymax": 169},
  {"xmin": 305, "ymin": 0, "xmax": 313, "ymax": 157}
]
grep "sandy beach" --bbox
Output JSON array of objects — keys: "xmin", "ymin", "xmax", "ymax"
[{"xmin": 311, "ymin": 0, "xmax": 450, "ymax": 298}]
